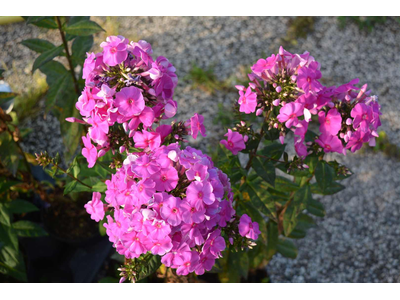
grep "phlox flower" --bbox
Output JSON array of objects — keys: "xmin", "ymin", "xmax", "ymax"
[
  {"xmin": 186, "ymin": 163, "xmax": 208, "ymax": 182},
  {"xmin": 195, "ymin": 252, "xmax": 216, "ymax": 275},
  {"xmin": 318, "ymin": 108, "xmax": 342, "ymax": 136},
  {"xmin": 297, "ymin": 66, "xmax": 322, "ymax": 94},
  {"xmin": 145, "ymin": 236, "xmax": 173, "ymax": 256},
  {"xmin": 251, "ymin": 54, "xmax": 278, "ymax": 76},
  {"xmin": 186, "ymin": 181, "xmax": 215, "ymax": 206},
  {"xmin": 160, "ymin": 195, "xmax": 183, "ymax": 226},
  {"xmin": 238, "ymin": 87, "xmax": 257, "ymax": 114},
  {"xmin": 238, "ymin": 214, "xmax": 261, "ymax": 240},
  {"xmin": 180, "ymin": 199, "xmax": 206, "ymax": 224},
  {"xmin": 186, "ymin": 113, "xmax": 207, "ymax": 139},
  {"xmin": 203, "ymin": 230, "xmax": 226, "ymax": 257},
  {"xmin": 84, "ymin": 192, "xmax": 105, "ymax": 222},
  {"xmin": 220, "ymin": 129, "xmax": 246, "ymax": 155},
  {"xmin": 82, "ymin": 134, "xmax": 97, "ymax": 168},
  {"xmin": 153, "ymin": 167, "xmax": 179, "ymax": 192},
  {"xmin": 161, "ymin": 241, "xmax": 191, "ymax": 268},
  {"xmin": 114, "ymin": 86, "xmax": 145, "ymax": 118},
  {"xmin": 345, "ymin": 129, "xmax": 371, "ymax": 153},
  {"xmin": 100, "ymin": 35, "xmax": 128, "ymax": 66},
  {"xmin": 146, "ymin": 220, "xmax": 171, "ymax": 241},
  {"xmin": 120, "ymin": 231, "xmax": 147, "ymax": 258},
  {"xmin": 176, "ymin": 251, "xmax": 200, "ymax": 276},
  {"xmin": 316, "ymin": 133, "xmax": 344, "ymax": 154},
  {"xmin": 133, "ymin": 130, "xmax": 161, "ymax": 151},
  {"xmin": 277, "ymin": 103, "xmax": 304, "ymax": 128},
  {"xmin": 351, "ymin": 103, "xmax": 373, "ymax": 129}
]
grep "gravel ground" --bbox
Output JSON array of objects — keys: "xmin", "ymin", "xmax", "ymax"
[{"xmin": 1, "ymin": 16, "xmax": 399, "ymax": 282}]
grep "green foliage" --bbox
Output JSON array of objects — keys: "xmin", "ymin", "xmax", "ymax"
[
  {"xmin": 186, "ymin": 63, "xmax": 222, "ymax": 94},
  {"xmin": 369, "ymin": 131, "xmax": 400, "ymax": 160},
  {"xmin": 337, "ymin": 16, "xmax": 393, "ymax": 32},
  {"xmin": 134, "ymin": 255, "xmax": 162, "ymax": 282},
  {"xmin": 252, "ymin": 157, "xmax": 275, "ymax": 187},
  {"xmin": 281, "ymin": 17, "xmax": 315, "ymax": 47},
  {"xmin": 219, "ymin": 249, "xmax": 249, "ymax": 282},
  {"xmin": 22, "ymin": 16, "xmax": 103, "ymax": 163},
  {"xmin": 0, "ymin": 196, "xmax": 45, "ymax": 282}
]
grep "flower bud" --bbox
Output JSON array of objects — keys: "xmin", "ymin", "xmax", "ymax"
[
  {"xmin": 272, "ymin": 99, "xmax": 280, "ymax": 106},
  {"xmin": 346, "ymin": 118, "xmax": 353, "ymax": 125},
  {"xmin": 275, "ymin": 86, "xmax": 282, "ymax": 93},
  {"xmin": 256, "ymin": 108, "xmax": 263, "ymax": 116}
]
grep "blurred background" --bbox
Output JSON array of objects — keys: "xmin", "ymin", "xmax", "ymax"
[{"xmin": 0, "ymin": 16, "xmax": 399, "ymax": 283}]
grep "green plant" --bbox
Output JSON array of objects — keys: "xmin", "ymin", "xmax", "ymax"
[
  {"xmin": 21, "ymin": 16, "xmax": 104, "ymax": 162},
  {"xmin": 281, "ymin": 16, "xmax": 315, "ymax": 47},
  {"xmin": 186, "ymin": 63, "xmax": 223, "ymax": 94},
  {"xmin": 0, "ymin": 74, "xmax": 48, "ymax": 282},
  {"xmin": 368, "ymin": 131, "xmax": 400, "ymax": 160},
  {"xmin": 337, "ymin": 16, "xmax": 391, "ymax": 32}
]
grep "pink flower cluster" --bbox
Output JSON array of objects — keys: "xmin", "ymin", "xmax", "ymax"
[
  {"xmin": 77, "ymin": 36, "xmax": 260, "ymax": 280},
  {"xmin": 221, "ymin": 46, "xmax": 381, "ymax": 159},
  {"xmin": 71, "ymin": 36, "xmax": 178, "ymax": 167},
  {"xmin": 86, "ymin": 143, "xmax": 258, "ymax": 276},
  {"xmin": 315, "ymin": 80, "xmax": 381, "ymax": 154}
]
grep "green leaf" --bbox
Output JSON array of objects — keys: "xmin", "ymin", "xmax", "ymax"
[
  {"xmin": 307, "ymin": 199, "xmax": 326, "ymax": 217},
  {"xmin": 310, "ymin": 182, "xmax": 345, "ymax": 195},
  {"xmin": 259, "ymin": 143, "xmax": 286, "ymax": 160},
  {"xmin": 0, "ymin": 132, "xmax": 19, "ymax": 176},
  {"xmin": 72, "ymin": 35, "xmax": 93, "ymax": 67},
  {"xmin": 277, "ymin": 239, "xmax": 298, "ymax": 259},
  {"xmin": 66, "ymin": 157, "xmax": 81, "ymax": 178},
  {"xmin": 25, "ymin": 16, "xmax": 57, "ymax": 29},
  {"xmin": 32, "ymin": 45, "xmax": 64, "ymax": 72},
  {"xmin": 274, "ymin": 176, "xmax": 300, "ymax": 193},
  {"xmin": 242, "ymin": 181, "xmax": 276, "ymax": 219},
  {"xmin": 276, "ymin": 163, "xmax": 311, "ymax": 177},
  {"xmin": 283, "ymin": 185, "xmax": 312, "ymax": 236},
  {"xmin": 68, "ymin": 16, "xmax": 90, "ymax": 25},
  {"xmin": 99, "ymin": 219, "xmax": 107, "ymax": 236},
  {"xmin": 12, "ymin": 221, "xmax": 48, "ymax": 237},
  {"xmin": 288, "ymin": 214, "xmax": 316, "ymax": 239},
  {"xmin": 0, "ymin": 223, "xmax": 18, "ymax": 250},
  {"xmin": 136, "ymin": 255, "xmax": 161, "ymax": 281},
  {"xmin": 0, "ymin": 260, "xmax": 27, "ymax": 282},
  {"xmin": 266, "ymin": 221, "xmax": 278, "ymax": 261},
  {"xmin": 0, "ymin": 180, "xmax": 20, "ymax": 195},
  {"xmin": 20, "ymin": 38, "xmax": 56, "ymax": 54},
  {"xmin": 304, "ymin": 154, "xmax": 319, "ymax": 173},
  {"xmin": 0, "ymin": 203, "xmax": 11, "ymax": 226},
  {"xmin": 315, "ymin": 161, "xmax": 334, "ymax": 193},
  {"xmin": 63, "ymin": 180, "xmax": 78, "ymax": 195},
  {"xmin": 0, "ymin": 224, "xmax": 26, "ymax": 282},
  {"xmin": 4, "ymin": 200, "xmax": 39, "ymax": 214},
  {"xmin": 252, "ymin": 157, "xmax": 275, "ymax": 187},
  {"xmin": 39, "ymin": 60, "xmax": 67, "ymax": 86},
  {"xmin": 64, "ymin": 20, "xmax": 104, "ymax": 36},
  {"xmin": 92, "ymin": 181, "xmax": 107, "ymax": 193},
  {"xmin": 219, "ymin": 250, "xmax": 249, "ymax": 282}
]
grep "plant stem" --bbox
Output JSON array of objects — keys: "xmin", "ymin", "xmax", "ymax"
[
  {"xmin": 54, "ymin": 164, "xmax": 92, "ymax": 189},
  {"xmin": 55, "ymin": 16, "xmax": 81, "ymax": 97}
]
